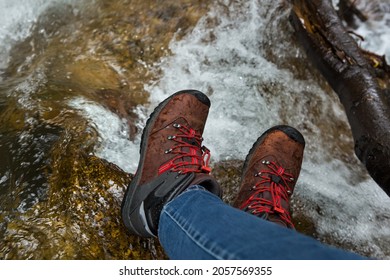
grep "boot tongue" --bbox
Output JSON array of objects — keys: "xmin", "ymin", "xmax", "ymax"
[
  {"xmin": 252, "ymin": 175, "xmax": 292, "ymax": 228},
  {"xmin": 181, "ymin": 135, "xmax": 199, "ymax": 146},
  {"xmin": 180, "ymin": 138, "xmax": 203, "ymax": 169},
  {"xmin": 173, "ymin": 120, "xmax": 205, "ymax": 171}
]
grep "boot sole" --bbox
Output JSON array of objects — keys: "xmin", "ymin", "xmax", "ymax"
[{"xmin": 121, "ymin": 90, "xmax": 210, "ymax": 237}]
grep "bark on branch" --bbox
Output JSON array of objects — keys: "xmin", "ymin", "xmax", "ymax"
[{"xmin": 290, "ymin": 0, "xmax": 390, "ymax": 195}]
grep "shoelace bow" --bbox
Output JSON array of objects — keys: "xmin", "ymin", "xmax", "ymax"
[
  {"xmin": 240, "ymin": 160, "xmax": 295, "ymax": 228},
  {"xmin": 158, "ymin": 123, "xmax": 211, "ymax": 175}
]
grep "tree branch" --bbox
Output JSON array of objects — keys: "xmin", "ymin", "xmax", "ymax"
[{"xmin": 290, "ymin": 0, "xmax": 390, "ymax": 195}]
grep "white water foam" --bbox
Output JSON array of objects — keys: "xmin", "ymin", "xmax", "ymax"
[
  {"xmin": 355, "ymin": 2, "xmax": 390, "ymax": 59},
  {"xmin": 68, "ymin": 97, "xmax": 146, "ymax": 173}
]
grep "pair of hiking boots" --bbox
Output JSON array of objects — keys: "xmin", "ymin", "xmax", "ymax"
[{"xmin": 121, "ymin": 90, "xmax": 305, "ymax": 238}]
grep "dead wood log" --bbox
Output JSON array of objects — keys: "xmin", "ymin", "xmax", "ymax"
[{"xmin": 290, "ymin": 0, "xmax": 390, "ymax": 195}]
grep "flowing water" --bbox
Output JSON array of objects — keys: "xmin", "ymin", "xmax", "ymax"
[{"xmin": 0, "ymin": 0, "xmax": 390, "ymax": 259}]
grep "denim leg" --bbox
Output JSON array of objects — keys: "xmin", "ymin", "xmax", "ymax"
[{"xmin": 158, "ymin": 186, "xmax": 366, "ymax": 260}]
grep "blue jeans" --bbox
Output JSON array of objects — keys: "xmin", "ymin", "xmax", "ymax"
[{"xmin": 158, "ymin": 186, "xmax": 366, "ymax": 260}]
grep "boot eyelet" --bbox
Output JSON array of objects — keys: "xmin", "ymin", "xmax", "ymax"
[
  {"xmin": 173, "ymin": 123, "xmax": 181, "ymax": 128},
  {"xmin": 165, "ymin": 148, "xmax": 173, "ymax": 154},
  {"xmin": 175, "ymin": 170, "xmax": 183, "ymax": 178},
  {"xmin": 262, "ymin": 160, "xmax": 270, "ymax": 165},
  {"xmin": 167, "ymin": 135, "xmax": 176, "ymax": 140}
]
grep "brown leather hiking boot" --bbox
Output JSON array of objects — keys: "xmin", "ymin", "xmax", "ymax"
[
  {"xmin": 233, "ymin": 125, "xmax": 305, "ymax": 229},
  {"xmin": 121, "ymin": 90, "xmax": 221, "ymax": 238}
]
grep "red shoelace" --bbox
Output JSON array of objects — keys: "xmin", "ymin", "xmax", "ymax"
[
  {"xmin": 240, "ymin": 160, "xmax": 295, "ymax": 228},
  {"xmin": 158, "ymin": 123, "xmax": 211, "ymax": 175}
]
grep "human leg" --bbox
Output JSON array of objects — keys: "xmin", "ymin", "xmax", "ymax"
[{"xmin": 159, "ymin": 185, "xmax": 365, "ymax": 259}]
